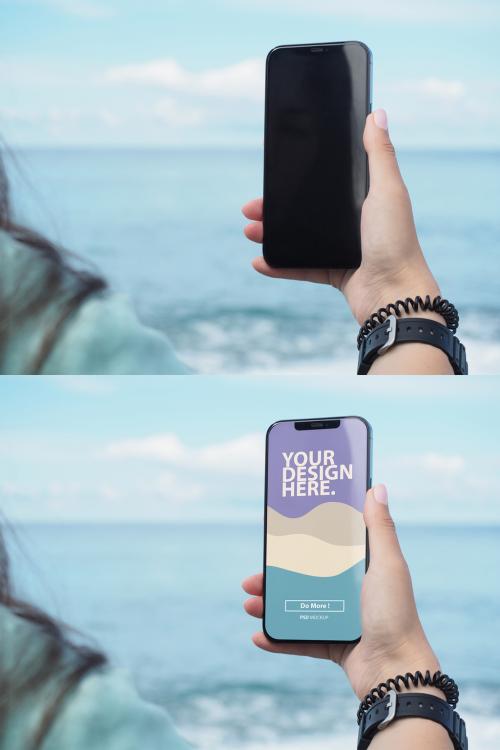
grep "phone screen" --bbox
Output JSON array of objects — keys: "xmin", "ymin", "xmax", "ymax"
[
  {"xmin": 263, "ymin": 42, "xmax": 370, "ymax": 269},
  {"xmin": 264, "ymin": 417, "xmax": 370, "ymax": 642}
]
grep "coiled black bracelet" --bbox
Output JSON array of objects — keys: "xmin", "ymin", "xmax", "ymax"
[
  {"xmin": 357, "ymin": 296, "xmax": 459, "ymax": 350},
  {"xmin": 357, "ymin": 670, "xmax": 459, "ymax": 724}
]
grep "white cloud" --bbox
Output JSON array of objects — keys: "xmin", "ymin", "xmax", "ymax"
[
  {"xmin": 107, "ymin": 432, "xmax": 263, "ymax": 475},
  {"xmin": 153, "ymin": 97, "xmax": 204, "ymax": 127},
  {"xmin": 105, "ymin": 58, "xmax": 264, "ymax": 102},
  {"xmin": 377, "ymin": 77, "xmax": 500, "ymax": 143},
  {"xmin": 382, "ymin": 452, "xmax": 467, "ymax": 491},
  {"xmin": 0, "ymin": 472, "xmax": 203, "ymax": 521},
  {"xmin": 107, "ymin": 434, "xmax": 186, "ymax": 462},
  {"xmin": 97, "ymin": 483, "xmax": 121, "ymax": 502},
  {"xmin": 388, "ymin": 78, "xmax": 466, "ymax": 102},
  {"xmin": 2, "ymin": 49, "xmax": 497, "ymax": 147},
  {"xmin": 198, "ymin": 434, "xmax": 262, "ymax": 473},
  {"xmin": 0, "ymin": 481, "xmax": 32, "ymax": 500},
  {"xmin": 0, "ymin": 106, "xmax": 121, "ymax": 128},
  {"xmin": 418, "ymin": 78, "xmax": 466, "ymax": 101},
  {"xmin": 377, "ymin": 450, "xmax": 500, "ymax": 524},
  {"xmin": 0, "ymin": 478, "xmax": 116, "ymax": 519},
  {"xmin": 147, "ymin": 471, "xmax": 203, "ymax": 504},
  {"xmin": 54, "ymin": 377, "xmax": 117, "ymax": 396},
  {"xmin": 415, "ymin": 453, "xmax": 466, "ymax": 474},
  {"xmin": 46, "ymin": 480, "xmax": 82, "ymax": 497}
]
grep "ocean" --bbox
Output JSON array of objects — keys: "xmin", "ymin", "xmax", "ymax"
[
  {"xmin": 7, "ymin": 522, "xmax": 500, "ymax": 748},
  {"xmin": 6, "ymin": 148, "xmax": 500, "ymax": 374}
]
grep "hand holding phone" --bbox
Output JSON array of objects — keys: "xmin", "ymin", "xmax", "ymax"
[
  {"xmin": 243, "ymin": 112, "xmax": 440, "ymax": 326},
  {"xmin": 243, "ymin": 484, "xmax": 441, "ymax": 701}
]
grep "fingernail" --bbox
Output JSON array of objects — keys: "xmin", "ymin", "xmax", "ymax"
[
  {"xmin": 373, "ymin": 108, "xmax": 388, "ymax": 130},
  {"xmin": 373, "ymin": 484, "xmax": 388, "ymax": 505}
]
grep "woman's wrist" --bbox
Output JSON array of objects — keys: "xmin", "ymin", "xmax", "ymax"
[
  {"xmin": 369, "ymin": 281, "xmax": 443, "ymax": 325},
  {"xmin": 359, "ymin": 644, "xmax": 442, "ymax": 701},
  {"xmin": 357, "ymin": 264, "xmax": 443, "ymax": 327}
]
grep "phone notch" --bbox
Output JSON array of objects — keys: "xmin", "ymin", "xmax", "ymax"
[{"xmin": 294, "ymin": 419, "xmax": 341, "ymax": 430}]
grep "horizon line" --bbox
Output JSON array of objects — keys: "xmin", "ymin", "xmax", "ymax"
[
  {"xmin": 4, "ymin": 519, "xmax": 500, "ymax": 528},
  {"xmin": 4, "ymin": 144, "xmax": 500, "ymax": 154}
]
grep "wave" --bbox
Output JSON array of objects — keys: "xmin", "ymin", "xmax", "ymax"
[
  {"xmin": 266, "ymin": 534, "xmax": 365, "ymax": 577},
  {"xmin": 151, "ymin": 306, "xmax": 500, "ymax": 374},
  {"xmin": 160, "ymin": 680, "xmax": 500, "ymax": 750},
  {"xmin": 267, "ymin": 503, "xmax": 365, "ymax": 546}
]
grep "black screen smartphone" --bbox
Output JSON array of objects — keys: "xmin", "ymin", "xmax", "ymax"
[
  {"xmin": 263, "ymin": 416, "xmax": 371, "ymax": 643},
  {"xmin": 263, "ymin": 41, "xmax": 372, "ymax": 269}
]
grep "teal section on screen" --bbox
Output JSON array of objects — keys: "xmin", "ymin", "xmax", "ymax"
[{"xmin": 265, "ymin": 561, "xmax": 364, "ymax": 641}]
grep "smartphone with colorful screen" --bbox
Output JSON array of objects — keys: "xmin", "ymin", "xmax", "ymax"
[
  {"xmin": 263, "ymin": 416, "xmax": 371, "ymax": 642},
  {"xmin": 263, "ymin": 41, "xmax": 372, "ymax": 269}
]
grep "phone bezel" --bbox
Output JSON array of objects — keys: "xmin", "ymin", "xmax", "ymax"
[{"xmin": 262, "ymin": 415, "xmax": 372, "ymax": 644}]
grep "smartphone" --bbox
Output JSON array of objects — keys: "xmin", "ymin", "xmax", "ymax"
[
  {"xmin": 263, "ymin": 41, "xmax": 372, "ymax": 269},
  {"xmin": 263, "ymin": 416, "xmax": 371, "ymax": 643}
]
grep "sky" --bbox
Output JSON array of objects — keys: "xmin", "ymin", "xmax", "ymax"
[
  {"xmin": 0, "ymin": 375, "xmax": 498, "ymax": 525},
  {"xmin": 1, "ymin": 0, "xmax": 499, "ymax": 148}
]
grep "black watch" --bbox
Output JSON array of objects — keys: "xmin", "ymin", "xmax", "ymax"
[
  {"xmin": 357, "ymin": 315, "xmax": 468, "ymax": 375},
  {"xmin": 357, "ymin": 690, "xmax": 468, "ymax": 750}
]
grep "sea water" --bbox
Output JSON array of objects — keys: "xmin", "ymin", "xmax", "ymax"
[
  {"xmin": 6, "ymin": 148, "xmax": 500, "ymax": 374},
  {"xmin": 7, "ymin": 522, "xmax": 500, "ymax": 748}
]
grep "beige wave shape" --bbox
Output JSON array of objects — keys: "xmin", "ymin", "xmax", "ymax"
[
  {"xmin": 267, "ymin": 502, "xmax": 365, "ymax": 546},
  {"xmin": 266, "ymin": 533, "xmax": 365, "ymax": 577}
]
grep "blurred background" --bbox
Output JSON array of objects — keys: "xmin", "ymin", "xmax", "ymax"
[
  {"xmin": 1, "ymin": 375, "xmax": 499, "ymax": 748},
  {"xmin": 1, "ymin": 0, "xmax": 500, "ymax": 373}
]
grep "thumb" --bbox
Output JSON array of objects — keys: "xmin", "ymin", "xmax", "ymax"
[
  {"xmin": 363, "ymin": 484, "xmax": 404, "ymax": 565},
  {"xmin": 363, "ymin": 109, "xmax": 403, "ymax": 190}
]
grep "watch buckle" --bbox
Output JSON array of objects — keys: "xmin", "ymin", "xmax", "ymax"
[
  {"xmin": 378, "ymin": 689, "xmax": 397, "ymax": 730},
  {"xmin": 378, "ymin": 315, "xmax": 397, "ymax": 355}
]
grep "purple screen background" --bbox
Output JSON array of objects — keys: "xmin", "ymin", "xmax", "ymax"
[{"xmin": 267, "ymin": 418, "xmax": 368, "ymax": 517}]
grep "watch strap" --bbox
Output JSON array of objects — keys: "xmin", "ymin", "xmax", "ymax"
[
  {"xmin": 357, "ymin": 690, "xmax": 468, "ymax": 750},
  {"xmin": 357, "ymin": 316, "xmax": 468, "ymax": 375}
]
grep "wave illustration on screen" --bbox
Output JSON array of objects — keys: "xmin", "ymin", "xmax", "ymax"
[{"xmin": 267, "ymin": 502, "xmax": 365, "ymax": 577}]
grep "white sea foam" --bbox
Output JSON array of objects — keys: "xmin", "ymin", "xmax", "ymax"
[
  {"xmin": 177, "ymin": 312, "xmax": 500, "ymax": 375},
  {"xmin": 218, "ymin": 715, "xmax": 500, "ymax": 750},
  {"xmin": 202, "ymin": 715, "xmax": 500, "ymax": 750},
  {"xmin": 237, "ymin": 734, "xmax": 356, "ymax": 750}
]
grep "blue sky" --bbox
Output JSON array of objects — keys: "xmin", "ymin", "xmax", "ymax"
[
  {"xmin": 1, "ymin": 0, "xmax": 499, "ymax": 147},
  {"xmin": 0, "ymin": 375, "xmax": 498, "ymax": 524}
]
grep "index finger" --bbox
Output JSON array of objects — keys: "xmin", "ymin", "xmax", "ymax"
[
  {"xmin": 241, "ymin": 573, "xmax": 263, "ymax": 595},
  {"xmin": 242, "ymin": 198, "xmax": 263, "ymax": 221}
]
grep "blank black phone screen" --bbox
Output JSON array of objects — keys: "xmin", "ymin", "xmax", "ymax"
[{"xmin": 263, "ymin": 42, "xmax": 370, "ymax": 269}]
